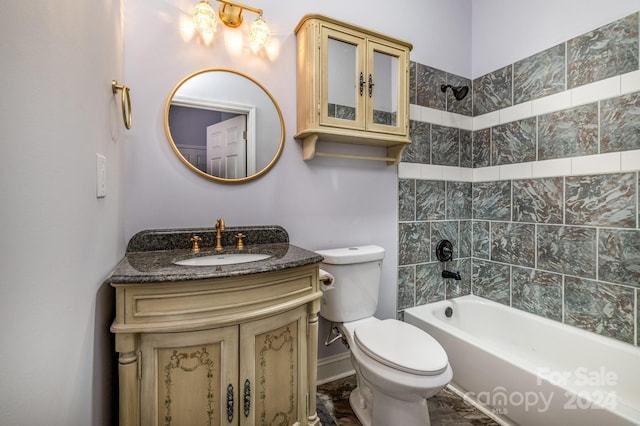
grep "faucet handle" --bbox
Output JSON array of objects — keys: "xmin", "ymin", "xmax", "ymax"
[
  {"xmin": 190, "ymin": 235, "xmax": 202, "ymax": 253},
  {"xmin": 235, "ymin": 233, "xmax": 245, "ymax": 250}
]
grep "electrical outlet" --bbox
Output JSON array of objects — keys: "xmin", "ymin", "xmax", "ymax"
[{"xmin": 96, "ymin": 154, "xmax": 107, "ymax": 198}]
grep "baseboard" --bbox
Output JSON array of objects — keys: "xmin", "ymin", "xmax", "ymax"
[{"xmin": 316, "ymin": 352, "xmax": 355, "ymax": 385}]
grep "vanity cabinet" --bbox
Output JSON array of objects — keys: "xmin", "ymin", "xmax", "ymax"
[
  {"xmin": 111, "ymin": 264, "xmax": 321, "ymax": 426},
  {"xmin": 294, "ymin": 14, "xmax": 412, "ymax": 164}
]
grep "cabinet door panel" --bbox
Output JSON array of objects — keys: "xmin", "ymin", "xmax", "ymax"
[
  {"xmin": 240, "ymin": 308, "xmax": 307, "ymax": 426},
  {"xmin": 367, "ymin": 40, "xmax": 408, "ymax": 135},
  {"xmin": 320, "ymin": 26, "xmax": 366, "ymax": 130},
  {"xmin": 140, "ymin": 327, "xmax": 239, "ymax": 426}
]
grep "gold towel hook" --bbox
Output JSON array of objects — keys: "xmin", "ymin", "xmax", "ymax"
[{"xmin": 111, "ymin": 80, "xmax": 132, "ymax": 129}]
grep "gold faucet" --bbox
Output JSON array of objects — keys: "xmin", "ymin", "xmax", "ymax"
[
  {"xmin": 215, "ymin": 218, "xmax": 225, "ymax": 251},
  {"xmin": 190, "ymin": 235, "xmax": 202, "ymax": 253}
]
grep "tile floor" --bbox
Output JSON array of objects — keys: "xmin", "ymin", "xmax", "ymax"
[{"xmin": 316, "ymin": 375, "xmax": 500, "ymax": 426}]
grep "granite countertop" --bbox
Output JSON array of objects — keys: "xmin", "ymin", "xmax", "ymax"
[{"xmin": 104, "ymin": 226, "xmax": 323, "ymax": 284}]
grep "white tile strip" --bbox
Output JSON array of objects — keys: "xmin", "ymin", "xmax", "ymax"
[
  {"xmin": 531, "ymin": 158, "xmax": 572, "ymax": 178},
  {"xmin": 621, "ymin": 149, "xmax": 640, "ymax": 171},
  {"xmin": 499, "ymin": 102, "xmax": 533, "ymax": 125},
  {"xmin": 403, "ymin": 71, "xmax": 640, "ymax": 182},
  {"xmin": 531, "ymin": 91, "xmax": 572, "ymax": 116},
  {"xmin": 401, "ymin": 150, "xmax": 640, "ymax": 182},
  {"xmin": 571, "ymin": 152, "xmax": 621, "ymax": 175},
  {"xmin": 500, "ymin": 162, "xmax": 533, "ymax": 180}
]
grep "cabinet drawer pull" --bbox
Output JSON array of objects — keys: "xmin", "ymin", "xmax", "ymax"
[
  {"xmin": 243, "ymin": 379, "xmax": 251, "ymax": 417},
  {"xmin": 359, "ymin": 72, "xmax": 365, "ymax": 96},
  {"xmin": 368, "ymin": 74, "xmax": 374, "ymax": 98},
  {"xmin": 227, "ymin": 384, "xmax": 234, "ymax": 422}
]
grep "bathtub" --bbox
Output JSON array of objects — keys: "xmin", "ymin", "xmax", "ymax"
[{"xmin": 404, "ymin": 295, "xmax": 640, "ymax": 426}]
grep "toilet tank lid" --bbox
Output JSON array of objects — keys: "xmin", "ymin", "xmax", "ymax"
[{"xmin": 316, "ymin": 245, "xmax": 385, "ymax": 264}]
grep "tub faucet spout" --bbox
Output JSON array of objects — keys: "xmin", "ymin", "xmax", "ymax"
[{"xmin": 442, "ymin": 270, "xmax": 461, "ymax": 280}]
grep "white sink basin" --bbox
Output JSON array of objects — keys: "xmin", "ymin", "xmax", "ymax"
[{"xmin": 174, "ymin": 253, "xmax": 271, "ymax": 266}]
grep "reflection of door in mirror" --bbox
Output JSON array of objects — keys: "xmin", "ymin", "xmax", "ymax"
[
  {"xmin": 168, "ymin": 97, "xmax": 257, "ymax": 177},
  {"xmin": 206, "ymin": 115, "xmax": 247, "ymax": 178}
]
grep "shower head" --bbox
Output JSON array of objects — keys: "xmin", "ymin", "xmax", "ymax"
[{"xmin": 441, "ymin": 84, "xmax": 469, "ymax": 101}]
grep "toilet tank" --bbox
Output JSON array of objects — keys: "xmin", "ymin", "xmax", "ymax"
[{"xmin": 315, "ymin": 245, "xmax": 385, "ymax": 323}]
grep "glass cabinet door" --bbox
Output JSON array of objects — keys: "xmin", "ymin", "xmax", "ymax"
[
  {"xmin": 367, "ymin": 40, "xmax": 407, "ymax": 135},
  {"xmin": 320, "ymin": 26, "xmax": 366, "ymax": 129}
]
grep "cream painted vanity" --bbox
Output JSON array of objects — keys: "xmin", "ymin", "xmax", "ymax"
[{"xmin": 108, "ymin": 226, "xmax": 323, "ymax": 426}]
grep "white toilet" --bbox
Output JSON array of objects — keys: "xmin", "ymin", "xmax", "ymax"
[{"xmin": 316, "ymin": 245, "xmax": 452, "ymax": 426}]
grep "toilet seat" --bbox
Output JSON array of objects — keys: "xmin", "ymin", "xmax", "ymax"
[{"xmin": 354, "ymin": 319, "xmax": 448, "ymax": 376}]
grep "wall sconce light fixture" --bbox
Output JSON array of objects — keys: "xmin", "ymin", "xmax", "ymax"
[{"xmin": 192, "ymin": 0, "xmax": 271, "ymax": 52}]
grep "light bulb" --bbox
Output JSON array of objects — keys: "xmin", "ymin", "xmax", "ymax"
[
  {"xmin": 193, "ymin": 1, "xmax": 217, "ymax": 35},
  {"xmin": 249, "ymin": 16, "xmax": 271, "ymax": 53}
]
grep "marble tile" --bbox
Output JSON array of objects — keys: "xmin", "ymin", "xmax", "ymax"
[
  {"xmin": 404, "ymin": 120, "xmax": 430, "ymax": 164},
  {"xmin": 511, "ymin": 267, "xmax": 563, "ymax": 321},
  {"xmin": 459, "ymin": 220, "xmax": 472, "ymax": 258},
  {"xmin": 398, "ymin": 265, "xmax": 416, "ymax": 310},
  {"xmin": 398, "ymin": 179, "xmax": 415, "ymax": 222},
  {"xmin": 491, "ymin": 117, "xmax": 537, "ymax": 165},
  {"xmin": 432, "ymin": 124, "xmax": 460, "ymax": 166},
  {"xmin": 460, "ymin": 129, "xmax": 473, "ymax": 168},
  {"xmin": 399, "ymin": 222, "xmax": 430, "ymax": 265},
  {"xmin": 537, "ymin": 225, "xmax": 597, "ymax": 279},
  {"xmin": 491, "ymin": 222, "xmax": 535, "ymax": 268},
  {"xmin": 538, "ymin": 103, "xmax": 598, "ymax": 160},
  {"xmin": 472, "ymin": 259, "xmax": 511, "ymax": 305},
  {"xmin": 512, "ymin": 177, "xmax": 564, "ymax": 224},
  {"xmin": 335, "ymin": 104, "xmax": 356, "ymax": 120},
  {"xmin": 567, "ymin": 13, "xmax": 639, "ymax": 89},
  {"xmin": 445, "ymin": 73, "xmax": 472, "ymax": 116},
  {"xmin": 416, "ymin": 262, "xmax": 446, "ymax": 304},
  {"xmin": 565, "ymin": 172, "xmax": 636, "ymax": 228},
  {"xmin": 409, "ymin": 61, "xmax": 417, "ymax": 105},
  {"xmin": 601, "ymin": 91, "xmax": 640, "ymax": 153},
  {"xmin": 473, "ymin": 221, "xmax": 491, "ymax": 259},
  {"xmin": 416, "ymin": 180, "xmax": 446, "ymax": 221},
  {"xmin": 372, "ymin": 109, "xmax": 396, "ymax": 126},
  {"xmin": 317, "ymin": 376, "xmax": 499, "ymax": 426},
  {"xmin": 446, "ymin": 181, "xmax": 472, "ymax": 219},
  {"xmin": 446, "ymin": 258, "xmax": 472, "ymax": 298},
  {"xmin": 564, "ymin": 277, "xmax": 635, "ymax": 344},
  {"xmin": 472, "ymin": 181, "xmax": 511, "ymax": 221},
  {"xmin": 598, "ymin": 229, "xmax": 640, "ymax": 287},
  {"xmin": 431, "ymin": 221, "xmax": 459, "ymax": 258},
  {"xmin": 514, "ymin": 43, "xmax": 566, "ymax": 104},
  {"xmin": 416, "ymin": 63, "xmax": 447, "ymax": 110},
  {"xmin": 472, "ymin": 128, "xmax": 491, "ymax": 168},
  {"xmin": 473, "ymin": 65, "xmax": 513, "ymax": 116}
]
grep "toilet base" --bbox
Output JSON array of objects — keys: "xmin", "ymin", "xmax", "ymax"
[{"xmin": 348, "ymin": 384, "xmax": 433, "ymax": 426}]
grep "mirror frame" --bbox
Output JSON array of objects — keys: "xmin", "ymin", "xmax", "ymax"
[{"xmin": 164, "ymin": 68, "xmax": 285, "ymax": 183}]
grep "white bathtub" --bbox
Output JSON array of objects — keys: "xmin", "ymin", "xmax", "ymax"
[{"xmin": 405, "ymin": 295, "xmax": 640, "ymax": 426}]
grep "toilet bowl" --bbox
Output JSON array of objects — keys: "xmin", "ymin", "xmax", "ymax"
[{"xmin": 316, "ymin": 245, "xmax": 452, "ymax": 426}]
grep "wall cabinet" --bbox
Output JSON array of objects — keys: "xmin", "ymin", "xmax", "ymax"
[
  {"xmin": 111, "ymin": 265, "xmax": 321, "ymax": 426},
  {"xmin": 295, "ymin": 15, "xmax": 412, "ymax": 164}
]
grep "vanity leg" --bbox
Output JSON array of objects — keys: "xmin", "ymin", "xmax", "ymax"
[
  {"xmin": 307, "ymin": 301, "xmax": 321, "ymax": 426},
  {"xmin": 116, "ymin": 333, "xmax": 140, "ymax": 426}
]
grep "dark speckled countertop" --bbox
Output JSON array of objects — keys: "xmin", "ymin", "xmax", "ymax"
[{"xmin": 105, "ymin": 226, "xmax": 323, "ymax": 284}]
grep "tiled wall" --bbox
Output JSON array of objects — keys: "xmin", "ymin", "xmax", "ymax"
[{"xmin": 399, "ymin": 12, "xmax": 640, "ymax": 347}]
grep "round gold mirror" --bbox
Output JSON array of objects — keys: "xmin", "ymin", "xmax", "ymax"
[{"xmin": 164, "ymin": 68, "xmax": 285, "ymax": 183}]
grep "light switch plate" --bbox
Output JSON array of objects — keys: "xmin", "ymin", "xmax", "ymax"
[{"xmin": 96, "ymin": 154, "xmax": 107, "ymax": 198}]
